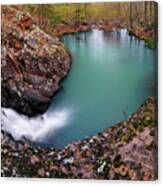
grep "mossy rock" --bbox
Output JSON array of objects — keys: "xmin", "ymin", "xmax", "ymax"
[
  {"xmin": 138, "ymin": 126, "xmax": 144, "ymax": 133},
  {"xmin": 122, "ymin": 129, "xmax": 134, "ymax": 143},
  {"xmin": 132, "ymin": 122, "xmax": 140, "ymax": 129},
  {"xmin": 146, "ymin": 37, "xmax": 157, "ymax": 49}
]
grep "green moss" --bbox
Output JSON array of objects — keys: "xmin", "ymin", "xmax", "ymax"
[
  {"xmin": 146, "ymin": 37, "xmax": 157, "ymax": 49},
  {"xmin": 132, "ymin": 122, "xmax": 139, "ymax": 129},
  {"xmin": 138, "ymin": 126, "xmax": 144, "ymax": 133},
  {"xmin": 122, "ymin": 130, "xmax": 134, "ymax": 143}
]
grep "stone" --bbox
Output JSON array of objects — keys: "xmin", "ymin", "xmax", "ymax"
[
  {"xmin": 30, "ymin": 155, "xmax": 40, "ymax": 164},
  {"xmin": 1, "ymin": 6, "xmax": 71, "ymax": 116},
  {"xmin": 37, "ymin": 168, "xmax": 45, "ymax": 177},
  {"xmin": 63, "ymin": 157, "xmax": 74, "ymax": 164}
]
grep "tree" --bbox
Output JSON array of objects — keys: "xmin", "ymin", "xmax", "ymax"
[
  {"xmin": 84, "ymin": 3, "xmax": 87, "ymax": 20},
  {"xmin": 144, "ymin": 1, "xmax": 148, "ymax": 27},
  {"xmin": 149, "ymin": 1, "xmax": 153, "ymax": 25},
  {"xmin": 75, "ymin": 3, "xmax": 81, "ymax": 26},
  {"xmin": 129, "ymin": 2, "xmax": 133, "ymax": 28}
]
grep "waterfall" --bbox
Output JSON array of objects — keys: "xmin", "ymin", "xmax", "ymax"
[{"xmin": 1, "ymin": 107, "xmax": 71, "ymax": 142}]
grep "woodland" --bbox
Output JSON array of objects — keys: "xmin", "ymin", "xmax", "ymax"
[{"xmin": 16, "ymin": 2, "xmax": 157, "ymax": 48}]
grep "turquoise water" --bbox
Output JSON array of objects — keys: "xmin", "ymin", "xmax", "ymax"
[{"xmin": 42, "ymin": 29, "xmax": 154, "ymax": 148}]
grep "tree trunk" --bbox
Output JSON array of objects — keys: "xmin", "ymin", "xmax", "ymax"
[
  {"xmin": 150, "ymin": 1, "xmax": 153, "ymax": 24},
  {"xmin": 134, "ymin": 2, "xmax": 138, "ymax": 23},
  {"xmin": 117, "ymin": 3, "xmax": 121, "ymax": 21},
  {"xmin": 76, "ymin": 4, "xmax": 80, "ymax": 26},
  {"xmin": 144, "ymin": 1, "xmax": 148, "ymax": 27},
  {"xmin": 84, "ymin": 3, "xmax": 87, "ymax": 20},
  {"xmin": 129, "ymin": 2, "xmax": 133, "ymax": 28}
]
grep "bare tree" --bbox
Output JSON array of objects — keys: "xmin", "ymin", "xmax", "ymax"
[
  {"xmin": 149, "ymin": 1, "xmax": 153, "ymax": 25},
  {"xmin": 84, "ymin": 3, "xmax": 87, "ymax": 20},
  {"xmin": 144, "ymin": 1, "xmax": 148, "ymax": 27},
  {"xmin": 75, "ymin": 3, "xmax": 81, "ymax": 26},
  {"xmin": 129, "ymin": 2, "xmax": 133, "ymax": 28}
]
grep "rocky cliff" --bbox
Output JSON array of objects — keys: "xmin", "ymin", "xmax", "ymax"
[{"xmin": 1, "ymin": 6, "xmax": 71, "ymax": 116}]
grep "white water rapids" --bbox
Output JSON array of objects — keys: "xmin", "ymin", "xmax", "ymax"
[{"xmin": 1, "ymin": 107, "xmax": 71, "ymax": 142}]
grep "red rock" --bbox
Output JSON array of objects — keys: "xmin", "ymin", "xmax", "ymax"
[
  {"xmin": 1, "ymin": 6, "xmax": 71, "ymax": 116},
  {"xmin": 30, "ymin": 155, "xmax": 40, "ymax": 164},
  {"xmin": 37, "ymin": 168, "xmax": 45, "ymax": 177}
]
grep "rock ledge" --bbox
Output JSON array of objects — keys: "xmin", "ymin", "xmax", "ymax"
[{"xmin": 1, "ymin": 6, "xmax": 71, "ymax": 116}]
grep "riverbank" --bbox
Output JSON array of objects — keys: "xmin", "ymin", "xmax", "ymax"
[
  {"xmin": 1, "ymin": 97, "xmax": 157, "ymax": 180},
  {"xmin": 53, "ymin": 22, "xmax": 91, "ymax": 37},
  {"xmin": 99, "ymin": 21, "xmax": 157, "ymax": 49},
  {"xmin": 53, "ymin": 20, "xmax": 124, "ymax": 37},
  {"xmin": 53, "ymin": 20, "xmax": 157, "ymax": 49},
  {"xmin": 128, "ymin": 26, "xmax": 157, "ymax": 49}
]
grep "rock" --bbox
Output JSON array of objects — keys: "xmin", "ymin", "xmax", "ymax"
[
  {"xmin": 97, "ymin": 160, "xmax": 107, "ymax": 174},
  {"xmin": 1, "ymin": 6, "xmax": 71, "ymax": 116},
  {"xmin": 30, "ymin": 155, "xmax": 40, "ymax": 164},
  {"xmin": 37, "ymin": 168, "xmax": 45, "ymax": 177},
  {"xmin": 45, "ymin": 171, "xmax": 50, "ymax": 177},
  {"xmin": 146, "ymin": 116, "xmax": 151, "ymax": 121},
  {"xmin": 63, "ymin": 157, "xmax": 74, "ymax": 164}
]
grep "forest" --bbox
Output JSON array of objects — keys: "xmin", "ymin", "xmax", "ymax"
[{"xmin": 14, "ymin": 2, "xmax": 157, "ymax": 48}]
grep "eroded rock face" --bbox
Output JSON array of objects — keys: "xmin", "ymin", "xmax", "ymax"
[{"xmin": 1, "ymin": 6, "xmax": 71, "ymax": 116}]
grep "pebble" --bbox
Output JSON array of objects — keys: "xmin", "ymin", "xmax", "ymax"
[
  {"xmin": 37, "ymin": 168, "xmax": 45, "ymax": 177},
  {"xmin": 63, "ymin": 157, "xmax": 74, "ymax": 164}
]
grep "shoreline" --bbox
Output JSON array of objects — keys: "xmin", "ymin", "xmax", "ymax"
[
  {"xmin": 1, "ymin": 97, "xmax": 158, "ymax": 180},
  {"xmin": 53, "ymin": 21, "xmax": 156, "ymax": 49}
]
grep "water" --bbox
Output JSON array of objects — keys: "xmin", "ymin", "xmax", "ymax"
[{"xmin": 2, "ymin": 29, "xmax": 155, "ymax": 148}]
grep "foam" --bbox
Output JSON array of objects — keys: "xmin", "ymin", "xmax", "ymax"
[{"xmin": 1, "ymin": 107, "xmax": 71, "ymax": 142}]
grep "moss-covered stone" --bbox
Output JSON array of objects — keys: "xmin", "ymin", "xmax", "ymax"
[{"xmin": 146, "ymin": 37, "xmax": 157, "ymax": 49}]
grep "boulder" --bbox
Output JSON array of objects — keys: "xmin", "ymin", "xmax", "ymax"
[{"xmin": 1, "ymin": 6, "xmax": 71, "ymax": 116}]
